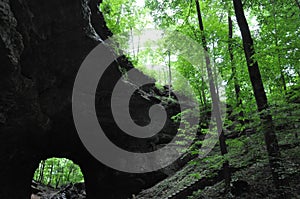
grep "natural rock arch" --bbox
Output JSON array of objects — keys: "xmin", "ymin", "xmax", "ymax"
[{"xmin": 0, "ymin": 0, "xmax": 185, "ymax": 198}]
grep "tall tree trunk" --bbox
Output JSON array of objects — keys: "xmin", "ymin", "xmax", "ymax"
[
  {"xmin": 195, "ymin": 0, "xmax": 231, "ymax": 190},
  {"xmin": 66, "ymin": 165, "xmax": 74, "ymax": 182},
  {"xmin": 55, "ymin": 161, "xmax": 61, "ymax": 188},
  {"xmin": 115, "ymin": 4, "xmax": 123, "ymax": 26},
  {"xmin": 197, "ymin": 88, "xmax": 204, "ymax": 106},
  {"xmin": 232, "ymin": 0, "xmax": 282, "ymax": 189},
  {"xmin": 136, "ymin": 35, "xmax": 141, "ymax": 63},
  {"xmin": 212, "ymin": 41, "xmax": 220, "ymax": 96},
  {"xmin": 130, "ymin": 27, "xmax": 136, "ymax": 59},
  {"xmin": 198, "ymin": 64, "xmax": 207, "ymax": 107},
  {"xmin": 201, "ymin": 77, "xmax": 207, "ymax": 107},
  {"xmin": 228, "ymin": 13, "xmax": 244, "ymax": 124},
  {"xmin": 55, "ymin": 177, "xmax": 61, "ymax": 189},
  {"xmin": 39, "ymin": 160, "xmax": 45, "ymax": 183},
  {"xmin": 48, "ymin": 162, "xmax": 54, "ymax": 186},
  {"xmin": 167, "ymin": 50, "xmax": 172, "ymax": 98}
]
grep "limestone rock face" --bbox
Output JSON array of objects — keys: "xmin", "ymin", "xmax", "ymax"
[{"xmin": 0, "ymin": 0, "xmax": 182, "ymax": 198}]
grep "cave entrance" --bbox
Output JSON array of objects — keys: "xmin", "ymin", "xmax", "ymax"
[{"xmin": 31, "ymin": 158, "xmax": 86, "ymax": 199}]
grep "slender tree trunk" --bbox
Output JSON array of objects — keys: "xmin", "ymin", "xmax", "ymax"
[
  {"xmin": 198, "ymin": 64, "xmax": 207, "ymax": 107},
  {"xmin": 201, "ymin": 77, "xmax": 207, "ymax": 107},
  {"xmin": 195, "ymin": 0, "xmax": 231, "ymax": 190},
  {"xmin": 48, "ymin": 162, "xmax": 54, "ymax": 186},
  {"xmin": 212, "ymin": 41, "xmax": 220, "ymax": 96},
  {"xmin": 163, "ymin": 68, "xmax": 167, "ymax": 85},
  {"xmin": 56, "ymin": 177, "xmax": 61, "ymax": 189},
  {"xmin": 167, "ymin": 50, "xmax": 172, "ymax": 98},
  {"xmin": 228, "ymin": 13, "xmax": 244, "ymax": 124},
  {"xmin": 35, "ymin": 165, "xmax": 40, "ymax": 183},
  {"xmin": 55, "ymin": 161, "xmax": 61, "ymax": 188},
  {"xmin": 136, "ymin": 35, "xmax": 141, "ymax": 63},
  {"xmin": 115, "ymin": 4, "xmax": 123, "ymax": 26},
  {"xmin": 197, "ymin": 88, "xmax": 204, "ymax": 106},
  {"xmin": 66, "ymin": 165, "xmax": 74, "ymax": 182},
  {"xmin": 39, "ymin": 160, "xmax": 45, "ymax": 183},
  {"xmin": 233, "ymin": 0, "xmax": 282, "ymax": 189},
  {"xmin": 130, "ymin": 27, "xmax": 136, "ymax": 59}
]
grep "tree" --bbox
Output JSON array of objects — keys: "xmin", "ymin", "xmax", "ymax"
[
  {"xmin": 228, "ymin": 10, "xmax": 244, "ymax": 125},
  {"xmin": 38, "ymin": 160, "xmax": 45, "ymax": 183},
  {"xmin": 195, "ymin": 0, "xmax": 231, "ymax": 190},
  {"xmin": 48, "ymin": 160, "xmax": 54, "ymax": 186},
  {"xmin": 232, "ymin": 0, "xmax": 281, "ymax": 188}
]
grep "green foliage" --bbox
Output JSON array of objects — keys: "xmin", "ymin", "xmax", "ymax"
[
  {"xmin": 100, "ymin": 0, "xmax": 151, "ymax": 61},
  {"xmin": 100, "ymin": 0, "xmax": 300, "ymax": 195},
  {"xmin": 33, "ymin": 158, "xmax": 84, "ymax": 188}
]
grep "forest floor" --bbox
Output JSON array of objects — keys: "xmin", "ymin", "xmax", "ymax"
[
  {"xmin": 31, "ymin": 182, "xmax": 86, "ymax": 199},
  {"xmin": 191, "ymin": 144, "xmax": 300, "ymax": 199},
  {"xmin": 134, "ymin": 130, "xmax": 300, "ymax": 199}
]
